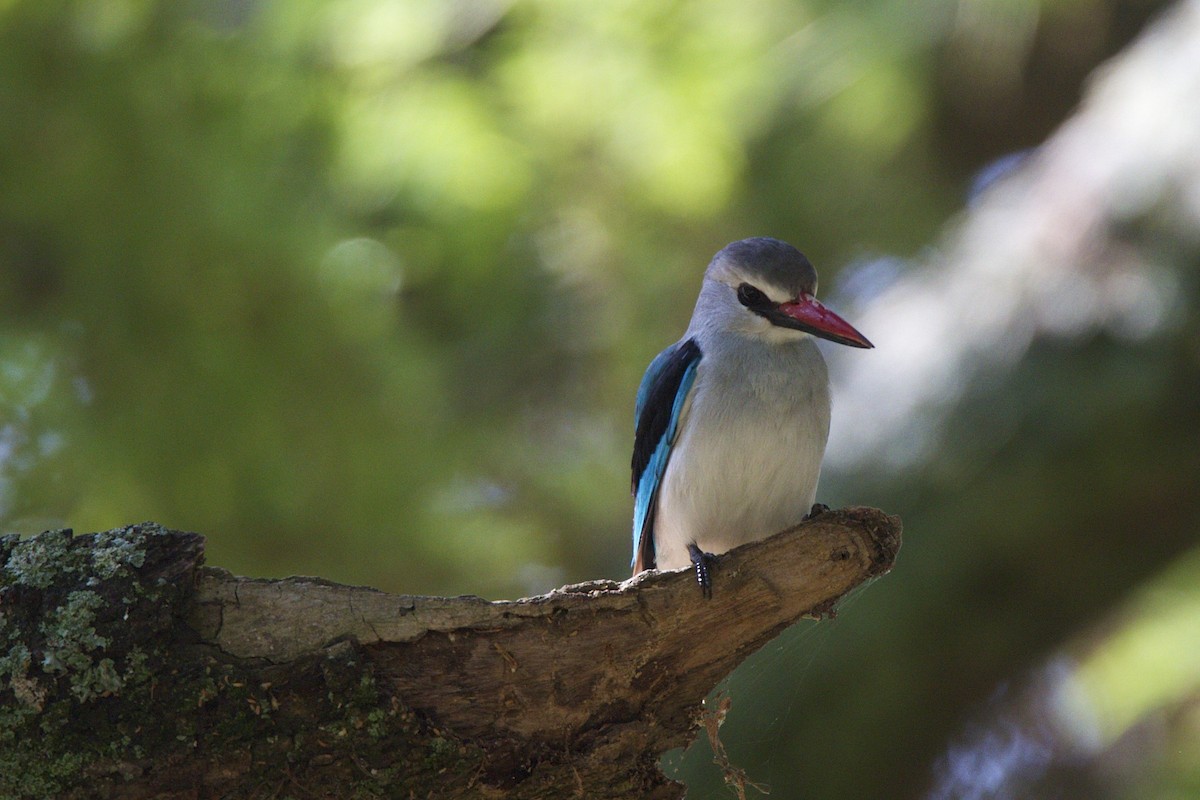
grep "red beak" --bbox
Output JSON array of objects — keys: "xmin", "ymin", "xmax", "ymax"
[{"xmin": 777, "ymin": 293, "xmax": 874, "ymax": 349}]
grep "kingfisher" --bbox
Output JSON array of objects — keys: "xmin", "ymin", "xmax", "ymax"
[{"xmin": 631, "ymin": 238, "xmax": 873, "ymax": 597}]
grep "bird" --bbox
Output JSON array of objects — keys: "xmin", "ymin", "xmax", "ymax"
[{"xmin": 631, "ymin": 237, "xmax": 873, "ymax": 598}]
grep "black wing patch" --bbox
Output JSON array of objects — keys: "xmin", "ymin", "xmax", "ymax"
[{"xmin": 632, "ymin": 337, "xmax": 702, "ymax": 488}]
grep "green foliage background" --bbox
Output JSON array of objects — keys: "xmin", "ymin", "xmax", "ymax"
[{"xmin": 2, "ymin": 1, "xmax": 1196, "ymax": 798}]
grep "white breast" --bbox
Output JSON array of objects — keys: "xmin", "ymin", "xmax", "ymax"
[{"xmin": 652, "ymin": 336, "xmax": 832, "ymax": 570}]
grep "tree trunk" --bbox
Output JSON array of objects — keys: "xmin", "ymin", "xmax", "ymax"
[{"xmin": 0, "ymin": 508, "xmax": 899, "ymax": 799}]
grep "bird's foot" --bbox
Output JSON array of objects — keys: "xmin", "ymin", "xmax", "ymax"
[
  {"xmin": 803, "ymin": 503, "xmax": 830, "ymax": 521},
  {"xmin": 688, "ymin": 543, "xmax": 715, "ymax": 600}
]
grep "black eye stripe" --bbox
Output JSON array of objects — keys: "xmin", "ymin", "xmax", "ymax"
[{"xmin": 736, "ymin": 283, "xmax": 772, "ymax": 309}]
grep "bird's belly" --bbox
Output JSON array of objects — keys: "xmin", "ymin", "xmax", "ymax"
[{"xmin": 653, "ymin": 406, "xmax": 827, "ymax": 571}]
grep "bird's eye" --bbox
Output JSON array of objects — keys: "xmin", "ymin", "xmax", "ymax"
[{"xmin": 736, "ymin": 283, "xmax": 771, "ymax": 309}]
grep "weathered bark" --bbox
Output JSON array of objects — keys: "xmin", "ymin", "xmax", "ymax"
[{"xmin": 0, "ymin": 507, "xmax": 899, "ymax": 799}]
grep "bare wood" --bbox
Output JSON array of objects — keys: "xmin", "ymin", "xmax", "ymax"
[{"xmin": 195, "ymin": 505, "xmax": 900, "ymax": 748}]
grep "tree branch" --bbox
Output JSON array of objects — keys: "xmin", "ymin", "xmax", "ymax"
[{"xmin": 0, "ymin": 507, "xmax": 899, "ymax": 799}]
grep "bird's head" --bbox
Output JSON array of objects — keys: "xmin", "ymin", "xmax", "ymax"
[{"xmin": 700, "ymin": 237, "xmax": 873, "ymax": 348}]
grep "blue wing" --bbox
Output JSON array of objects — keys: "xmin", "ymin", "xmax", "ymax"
[{"xmin": 631, "ymin": 338, "xmax": 702, "ymax": 571}]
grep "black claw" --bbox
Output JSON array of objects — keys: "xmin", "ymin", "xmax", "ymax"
[
  {"xmin": 688, "ymin": 543, "xmax": 715, "ymax": 600},
  {"xmin": 803, "ymin": 502, "xmax": 830, "ymax": 521}
]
